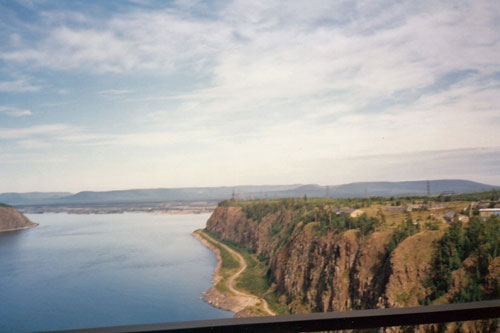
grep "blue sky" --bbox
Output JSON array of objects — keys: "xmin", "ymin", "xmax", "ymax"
[{"xmin": 0, "ymin": 0, "xmax": 499, "ymax": 192}]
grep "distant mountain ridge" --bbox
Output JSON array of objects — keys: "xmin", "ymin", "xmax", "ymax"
[
  {"xmin": 1, "ymin": 179, "xmax": 498, "ymax": 206},
  {"xmin": 0, "ymin": 192, "xmax": 72, "ymax": 205}
]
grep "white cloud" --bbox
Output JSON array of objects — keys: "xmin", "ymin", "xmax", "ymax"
[
  {"xmin": 0, "ymin": 124, "xmax": 72, "ymax": 139},
  {"xmin": 98, "ymin": 89, "xmax": 133, "ymax": 95},
  {"xmin": 0, "ymin": 79, "xmax": 41, "ymax": 92},
  {"xmin": 0, "ymin": 1, "xmax": 499, "ymax": 190},
  {"xmin": 16, "ymin": 139, "xmax": 50, "ymax": 149},
  {"xmin": 0, "ymin": 106, "xmax": 32, "ymax": 117}
]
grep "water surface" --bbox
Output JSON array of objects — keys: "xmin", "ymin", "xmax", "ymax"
[{"xmin": 0, "ymin": 213, "xmax": 231, "ymax": 332}]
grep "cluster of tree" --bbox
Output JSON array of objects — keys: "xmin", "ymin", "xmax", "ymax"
[
  {"xmin": 311, "ymin": 210, "xmax": 379, "ymax": 236},
  {"xmin": 220, "ymin": 189, "xmax": 499, "ymax": 215},
  {"xmin": 424, "ymin": 215, "xmax": 500, "ymax": 304},
  {"xmin": 448, "ymin": 190, "xmax": 499, "ymax": 202},
  {"xmin": 387, "ymin": 214, "xmax": 421, "ymax": 252}
]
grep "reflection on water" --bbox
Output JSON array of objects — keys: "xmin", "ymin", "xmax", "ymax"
[{"xmin": 0, "ymin": 213, "xmax": 231, "ymax": 332}]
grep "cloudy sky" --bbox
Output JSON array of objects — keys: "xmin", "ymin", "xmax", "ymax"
[{"xmin": 0, "ymin": 0, "xmax": 499, "ymax": 192}]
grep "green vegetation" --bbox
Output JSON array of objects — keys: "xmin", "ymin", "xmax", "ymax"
[
  {"xmin": 0, "ymin": 203, "xmax": 12, "ymax": 207},
  {"xmin": 216, "ymin": 193, "xmax": 499, "ymax": 312},
  {"xmin": 386, "ymin": 214, "xmax": 420, "ymax": 253},
  {"xmin": 204, "ymin": 230, "xmax": 289, "ymax": 315},
  {"xmin": 312, "ymin": 211, "xmax": 379, "ymax": 236},
  {"xmin": 222, "ymin": 197, "xmax": 381, "ymax": 237},
  {"xmin": 221, "ymin": 197, "xmax": 388, "ymax": 212},
  {"xmin": 197, "ymin": 230, "xmax": 239, "ymax": 294},
  {"xmin": 219, "ymin": 189, "xmax": 500, "ymax": 213},
  {"xmin": 447, "ymin": 189, "xmax": 499, "ymax": 202},
  {"xmin": 424, "ymin": 215, "xmax": 500, "ymax": 304},
  {"xmin": 371, "ymin": 214, "xmax": 421, "ymax": 297},
  {"xmin": 234, "ymin": 245, "xmax": 289, "ymax": 315}
]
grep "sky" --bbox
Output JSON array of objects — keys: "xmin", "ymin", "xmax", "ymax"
[{"xmin": 0, "ymin": 0, "xmax": 499, "ymax": 192}]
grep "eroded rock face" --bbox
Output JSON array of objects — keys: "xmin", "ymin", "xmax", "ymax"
[
  {"xmin": 384, "ymin": 230, "xmax": 441, "ymax": 307},
  {"xmin": 206, "ymin": 206, "xmax": 393, "ymax": 312},
  {"xmin": 0, "ymin": 205, "xmax": 36, "ymax": 232},
  {"xmin": 206, "ymin": 206, "xmax": 499, "ymax": 315},
  {"xmin": 484, "ymin": 257, "xmax": 500, "ymax": 298}
]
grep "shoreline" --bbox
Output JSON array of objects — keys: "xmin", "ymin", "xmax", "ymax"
[
  {"xmin": 192, "ymin": 230, "xmax": 240, "ymax": 314},
  {"xmin": 21, "ymin": 209, "xmax": 214, "ymax": 215},
  {"xmin": 192, "ymin": 229, "xmax": 272, "ymax": 317},
  {"xmin": 0, "ymin": 223, "xmax": 38, "ymax": 233}
]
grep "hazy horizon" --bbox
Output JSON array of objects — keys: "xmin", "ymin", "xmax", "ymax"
[
  {"xmin": 1, "ymin": 178, "xmax": 499, "ymax": 195},
  {"xmin": 1, "ymin": 1, "xmax": 499, "ymax": 192}
]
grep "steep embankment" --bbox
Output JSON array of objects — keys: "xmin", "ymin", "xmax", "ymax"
[
  {"xmin": 205, "ymin": 200, "xmax": 499, "ymax": 314},
  {"xmin": 193, "ymin": 230, "xmax": 275, "ymax": 317},
  {"xmin": 206, "ymin": 205, "xmax": 393, "ymax": 312},
  {"xmin": 0, "ymin": 204, "xmax": 37, "ymax": 232}
]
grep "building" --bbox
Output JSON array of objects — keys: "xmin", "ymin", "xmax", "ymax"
[
  {"xmin": 429, "ymin": 203, "xmax": 447, "ymax": 210},
  {"xmin": 478, "ymin": 200, "xmax": 491, "ymax": 208},
  {"xmin": 443, "ymin": 211, "xmax": 455, "ymax": 222},
  {"xmin": 335, "ymin": 208, "xmax": 354, "ymax": 215},
  {"xmin": 386, "ymin": 206, "xmax": 404, "ymax": 212},
  {"xmin": 350, "ymin": 209, "xmax": 364, "ymax": 218},
  {"xmin": 479, "ymin": 208, "xmax": 500, "ymax": 220}
]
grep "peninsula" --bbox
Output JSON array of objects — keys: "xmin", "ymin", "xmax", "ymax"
[{"xmin": 0, "ymin": 203, "xmax": 37, "ymax": 232}]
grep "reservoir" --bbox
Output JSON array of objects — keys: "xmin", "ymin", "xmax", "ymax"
[{"xmin": 0, "ymin": 213, "xmax": 232, "ymax": 332}]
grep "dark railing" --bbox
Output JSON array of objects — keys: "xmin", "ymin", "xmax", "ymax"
[{"xmin": 50, "ymin": 300, "xmax": 499, "ymax": 333}]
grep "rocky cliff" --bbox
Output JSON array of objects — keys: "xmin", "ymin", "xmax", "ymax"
[
  {"xmin": 205, "ymin": 200, "xmax": 499, "ymax": 313},
  {"xmin": 0, "ymin": 204, "xmax": 36, "ymax": 232}
]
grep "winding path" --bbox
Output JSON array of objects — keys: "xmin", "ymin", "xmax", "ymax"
[{"xmin": 201, "ymin": 231, "xmax": 276, "ymax": 316}]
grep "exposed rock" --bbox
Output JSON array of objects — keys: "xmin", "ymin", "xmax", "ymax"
[
  {"xmin": 484, "ymin": 256, "xmax": 500, "ymax": 298},
  {"xmin": 206, "ymin": 205, "xmax": 499, "ymax": 317},
  {"xmin": 207, "ymin": 206, "xmax": 392, "ymax": 313},
  {"xmin": 384, "ymin": 230, "xmax": 441, "ymax": 307},
  {"xmin": 0, "ymin": 205, "xmax": 37, "ymax": 232}
]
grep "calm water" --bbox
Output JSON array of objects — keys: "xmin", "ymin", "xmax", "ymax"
[{"xmin": 0, "ymin": 213, "xmax": 232, "ymax": 332}]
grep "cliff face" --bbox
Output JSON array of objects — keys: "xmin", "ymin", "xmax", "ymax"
[
  {"xmin": 205, "ymin": 204, "xmax": 498, "ymax": 313},
  {"xmin": 384, "ymin": 230, "xmax": 441, "ymax": 307},
  {"xmin": 0, "ymin": 205, "xmax": 36, "ymax": 232},
  {"xmin": 206, "ymin": 206, "xmax": 397, "ymax": 312}
]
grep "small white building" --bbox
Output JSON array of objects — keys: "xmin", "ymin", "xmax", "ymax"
[
  {"xmin": 350, "ymin": 209, "xmax": 364, "ymax": 218},
  {"xmin": 479, "ymin": 208, "xmax": 500, "ymax": 220}
]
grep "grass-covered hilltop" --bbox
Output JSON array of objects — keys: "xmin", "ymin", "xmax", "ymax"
[{"xmin": 201, "ymin": 190, "xmax": 500, "ymax": 328}]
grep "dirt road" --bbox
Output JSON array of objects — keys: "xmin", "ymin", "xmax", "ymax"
[{"xmin": 200, "ymin": 231, "xmax": 276, "ymax": 316}]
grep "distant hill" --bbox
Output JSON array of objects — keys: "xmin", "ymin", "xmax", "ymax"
[
  {"xmin": 0, "ymin": 192, "xmax": 72, "ymax": 205},
  {"xmin": 1, "ymin": 180, "xmax": 498, "ymax": 206},
  {"xmin": 0, "ymin": 204, "xmax": 37, "ymax": 232},
  {"xmin": 278, "ymin": 179, "xmax": 499, "ymax": 198},
  {"xmin": 57, "ymin": 185, "xmax": 302, "ymax": 204}
]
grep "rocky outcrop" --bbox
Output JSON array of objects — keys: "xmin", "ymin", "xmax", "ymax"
[
  {"xmin": 206, "ymin": 205, "xmax": 499, "ymax": 315},
  {"xmin": 207, "ymin": 201, "xmax": 500, "ymax": 313},
  {"xmin": 0, "ymin": 204, "xmax": 36, "ymax": 232},
  {"xmin": 204, "ymin": 202, "xmax": 500, "ymax": 333},
  {"xmin": 206, "ymin": 206, "xmax": 396, "ymax": 312},
  {"xmin": 384, "ymin": 230, "xmax": 441, "ymax": 307}
]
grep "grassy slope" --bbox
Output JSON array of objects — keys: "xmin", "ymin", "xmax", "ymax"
[
  {"xmin": 203, "ymin": 230, "xmax": 288, "ymax": 315},
  {"xmin": 196, "ymin": 230, "xmax": 239, "ymax": 295}
]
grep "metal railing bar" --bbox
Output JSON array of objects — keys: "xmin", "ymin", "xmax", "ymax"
[{"xmin": 45, "ymin": 299, "xmax": 500, "ymax": 333}]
